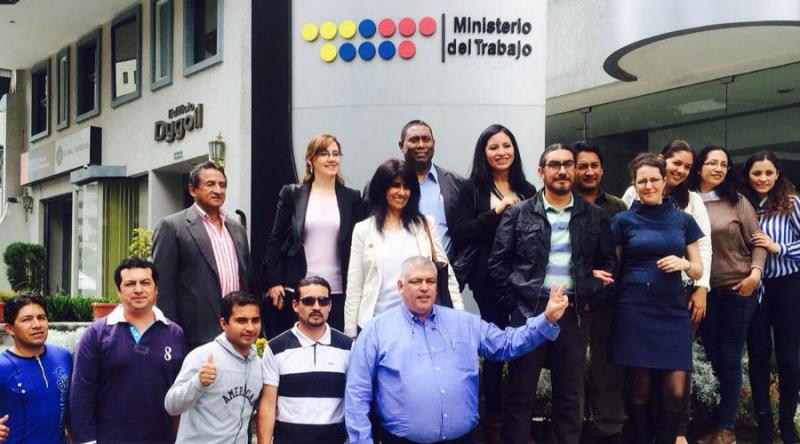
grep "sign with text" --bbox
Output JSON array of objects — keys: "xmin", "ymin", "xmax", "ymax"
[
  {"xmin": 154, "ymin": 103, "xmax": 204, "ymax": 143},
  {"xmin": 21, "ymin": 126, "xmax": 102, "ymax": 185}
]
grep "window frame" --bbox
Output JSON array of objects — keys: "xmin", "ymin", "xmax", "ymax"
[
  {"xmin": 29, "ymin": 58, "xmax": 50, "ymax": 142},
  {"xmin": 150, "ymin": 0, "xmax": 174, "ymax": 90},
  {"xmin": 75, "ymin": 28, "xmax": 102, "ymax": 123},
  {"xmin": 110, "ymin": 4, "xmax": 142, "ymax": 108},
  {"xmin": 56, "ymin": 46, "xmax": 70, "ymax": 131},
  {"xmin": 183, "ymin": 0, "xmax": 224, "ymax": 77}
]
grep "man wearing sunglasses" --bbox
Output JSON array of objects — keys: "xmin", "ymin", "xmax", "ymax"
[{"xmin": 257, "ymin": 276, "xmax": 351, "ymax": 444}]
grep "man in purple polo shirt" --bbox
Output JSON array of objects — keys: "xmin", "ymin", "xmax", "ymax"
[{"xmin": 70, "ymin": 257, "xmax": 186, "ymax": 444}]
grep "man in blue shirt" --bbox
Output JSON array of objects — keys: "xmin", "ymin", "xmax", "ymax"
[
  {"xmin": 398, "ymin": 120, "xmax": 464, "ymax": 259},
  {"xmin": 345, "ymin": 256, "xmax": 569, "ymax": 444},
  {"xmin": 0, "ymin": 294, "xmax": 72, "ymax": 444}
]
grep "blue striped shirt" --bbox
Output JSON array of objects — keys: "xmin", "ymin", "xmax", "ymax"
[
  {"xmin": 542, "ymin": 194, "xmax": 574, "ymax": 292},
  {"xmin": 759, "ymin": 195, "xmax": 800, "ymax": 278}
]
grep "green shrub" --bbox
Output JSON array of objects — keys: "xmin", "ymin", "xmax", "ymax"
[
  {"xmin": 46, "ymin": 295, "xmax": 73, "ymax": 322},
  {"xmin": 70, "ymin": 297, "xmax": 95, "ymax": 322},
  {"xmin": 128, "ymin": 228, "xmax": 154, "ymax": 260},
  {"xmin": 0, "ymin": 289, "xmax": 15, "ymax": 302},
  {"xmin": 3, "ymin": 242, "xmax": 46, "ymax": 294}
]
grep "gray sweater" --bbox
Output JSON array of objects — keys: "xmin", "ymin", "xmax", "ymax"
[{"xmin": 165, "ymin": 333, "xmax": 262, "ymax": 444}]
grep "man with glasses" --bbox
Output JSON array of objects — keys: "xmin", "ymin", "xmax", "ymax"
[
  {"xmin": 257, "ymin": 276, "xmax": 351, "ymax": 444},
  {"xmin": 489, "ymin": 143, "xmax": 616, "ymax": 444}
]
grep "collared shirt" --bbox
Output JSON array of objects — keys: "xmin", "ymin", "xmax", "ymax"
[
  {"xmin": 418, "ymin": 166, "xmax": 451, "ymax": 254},
  {"xmin": 542, "ymin": 193, "xmax": 575, "ymax": 292},
  {"xmin": 194, "ymin": 203, "xmax": 240, "ymax": 297},
  {"xmin": 262, "ymin": 323, "xmax": 351, "ymax": 443},
  {"xmin": 345, "ymin": 304, "xmax": 559, "ymax": 444},
  {"xmin": 758, "ymin": 195, "xmax": 800, "ymax": 278}
]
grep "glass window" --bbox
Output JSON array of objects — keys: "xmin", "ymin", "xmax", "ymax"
[
  {"xmin": 184, "ymin": 0, "xmax": 223, "ymax": 76},
  {"xmin": 76, "ymin": 182, "xmax": 102, "ymax": 298},
  {"xmin": 111, "ymin": 5, "xmax": 142, "ymax": 107},
  {"xmin": 76, "ymin": 29, "xmax": 101, "ymax": 122},
  {"xmin": 56, "ymin": 47, "xmax": 69, "ymax": 130},
  {"xmin": 151, "ymin": 0, "xmax": 173, "ymax": 90},
  {"xmin": 30, "ymin": 60, "xmax": 49, "ymax": 141}
]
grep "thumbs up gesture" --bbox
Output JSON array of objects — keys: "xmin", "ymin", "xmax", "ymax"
[
  {"xmin": 199, "ymin": 353, "xmax": 217, "ymax": 387},
  {"xmin": 0, "ymin": 414, "xmax": 10, "ymax": 442},
  {"xmin": 544, "ymin": 284, "xmax": 569, "ymax": 324}
]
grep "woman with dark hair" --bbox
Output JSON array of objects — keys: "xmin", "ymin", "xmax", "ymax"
[
  {"xmin": 450, "ymin": 124, "xmax": 536, "ymax": 443},
  {"xmin": 263, "ymin": 134, "xmax": 362, "ymax": 335},
  {"xmin": 741, "ymin": 151, "xmax": 800, "ymax": 444},
  {"xmin": 344, "ymin": 159, "xmax": 462, "ymax": 338},
  {"xmin": 609, "ymin": 153, "xmax": 704, "ymax": 444},
  {"xmin": 689, "ymin": 145, "xmax": 766, "ymax": 444}
]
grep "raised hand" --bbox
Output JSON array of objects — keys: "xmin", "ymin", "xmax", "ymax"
[
  {"xmin": 544, "ymin": 284, "xmax": 569, "ymax": 324},
  {"xmin": 267, "ymin": 285, "xmax": 285, "ymax": 309},
  {"xmin": 199, "ymin": 353, "xmax": 217, "ymax": 387}
]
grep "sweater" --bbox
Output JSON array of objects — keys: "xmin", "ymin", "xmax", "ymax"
[
  {"xmin": 165, "ymin": 333, "xmax": 263, "ymax": 444},
  {"xmin": 702, "ymin": 194, "xmax": 767, "ymax": 289},
  {"xmin": 70, "ymin": 305, "xmax": 186, "ymax": 444}
]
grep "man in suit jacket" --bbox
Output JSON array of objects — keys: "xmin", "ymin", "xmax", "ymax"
[
  {"xmin": 398, "ymin": 119, "xmax": 465, "ymax": 261},
  {"xmin": 153, "ymin": 161, "xmax": 252, "ymax": 349}
]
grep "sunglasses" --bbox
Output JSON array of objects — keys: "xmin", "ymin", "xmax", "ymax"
[{"xmin": 298, "ymin": 296, "xmax": 331, "ymax": 307}]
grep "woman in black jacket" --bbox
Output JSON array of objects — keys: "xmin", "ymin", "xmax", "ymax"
[
  {"xmin": 263, "ymin": 134, "xmax": 361, "ymax": 336},
  {"xmin": 451, "ymin": 124, "xmax": 536, "ymax": 443}
]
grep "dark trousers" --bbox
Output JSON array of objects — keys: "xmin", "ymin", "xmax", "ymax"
[
  {"xmin": 701, "ymin": 288, "xmax": 757, "ymax": 429},
  {"xmin": 474, "ymin": 283, "xmax": 510, "ymax": 415},
  {"xmin": 588, "ymin": 299, "xmax": 626, "ymax": 437},
  {"xmin": 503, "ymin": 304, "xmax": 588, "ymax": 444},
  {"xmin": 748, "ymin": 273, "xmax": 800, "ymax": 439},
  {"xmin": 381, "ymin": 429, "xmax": 477, "ymax": 444}
]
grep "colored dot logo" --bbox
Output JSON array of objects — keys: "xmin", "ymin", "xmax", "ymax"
[{"xmin": 301, "ymin": 16, "xmax": 437, "ymax": 63}]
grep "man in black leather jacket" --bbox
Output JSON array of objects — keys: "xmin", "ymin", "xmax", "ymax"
[{"xmin": 489, "ymin": 143, "xmax": 616, "ymax": 444}]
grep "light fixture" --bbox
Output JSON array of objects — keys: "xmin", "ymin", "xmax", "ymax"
[
  {"xmin": 208, "ymin": 132, "xmax": 226, "ymax": 168},
  {"xmin": 20, "ymin": 187, "xmax": 33, "ymax": 222}
]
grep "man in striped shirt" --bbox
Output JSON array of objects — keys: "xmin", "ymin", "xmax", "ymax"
[
  {"xmin": 489, "ymin": 143, "xmax": 615, "ymax": 444},
  {"xmin": 153, "ymin": 161, "xmax": 252, "ymax": 349},
  {"xmin": 257, "ymin": 276, "xmax": 351, "ymax": 444}
]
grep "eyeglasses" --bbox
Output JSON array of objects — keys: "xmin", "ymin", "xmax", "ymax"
[
  {"xmin": 543, "ymin": 160, "xmax": 575, "ymax": 170},
  {"xmin": 298, "ymin": 296, "xmax": 331, "ymax": 307},
  {"xmin": 703, "ymin": 160, "xmax": 729, "ymax": 170},
  {"xmin": 316, "ymin": 150, "xmax": 342, "ymax": 158}
]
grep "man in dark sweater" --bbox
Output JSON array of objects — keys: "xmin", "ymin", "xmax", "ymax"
[{"xmin": 70, "ymin": 257, "xmax": 186, "ymax": 444}]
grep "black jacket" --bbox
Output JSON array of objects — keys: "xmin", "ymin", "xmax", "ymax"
[
  {"xmin": 263, "ymin": 182, "xmax": 362, "ymax": 291},
  {"xmin": 450, "ymin": 179, "xmax": 537, "ymax": 292},
  {"xmin": 488, "ymin": 190, "xmax": 616, "ymax": 322}
]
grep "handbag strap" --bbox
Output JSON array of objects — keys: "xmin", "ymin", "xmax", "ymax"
[{"xmin": 421, "ymin": 218, "xmax": 438, "ymax": 263}]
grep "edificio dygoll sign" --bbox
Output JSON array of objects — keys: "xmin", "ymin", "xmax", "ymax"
[{"xmin": 154, "ymin": 103, "xmax": 204, "ymax": 143}]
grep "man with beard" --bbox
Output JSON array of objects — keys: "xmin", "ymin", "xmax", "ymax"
[
  {"xmin": 572, "ymin": 141, "xmax": 627, "ymax": 444},
  {"xmin": 257, "ymin": 276, "xmax": 351, "ymax": 444},
  {"xmin": 398, "ymin": 120, "xmax": 465, "ymax": 259},
  {"xmin": 0, "ymin": 295, "xmax": 72, "ymax": 444},
  {"xmin": 489, "ymin": 143, "xmax": 616, "ymax": 444}
]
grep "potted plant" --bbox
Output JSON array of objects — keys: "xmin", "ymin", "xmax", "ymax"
[
  {"xmin": 0, "ymin": 290, "xmax": 15, "ymax": 323},
  {"xmin": 91, "ymin": 297, "xmax": 118, "ymax": 320},
  {"xmin": 3, "ymin": 242, "xmax": 46, "ymax": 295}
]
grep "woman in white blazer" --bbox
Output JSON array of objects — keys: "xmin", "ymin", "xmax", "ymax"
[{"xmin": 344, "ymin": 159, "xmax": 463, "ymax": 337}]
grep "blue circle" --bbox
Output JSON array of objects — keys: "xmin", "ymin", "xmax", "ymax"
[
  {"xmin": 358, "ymin": 42, "xmax": 376, "ymax": 60},
  {"xmin": 339, "ymin": 43, "xmax": 356, "ymax": 62},
  {"xmin": 359, "ymin": 19, "xmax": 376, "ymax": 38},
  {"xmin": 378, "ymin": 41, "xmax": 396, "ymax": 60}
]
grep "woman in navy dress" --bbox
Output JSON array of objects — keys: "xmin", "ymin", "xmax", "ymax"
[{"xmin": 609, "ymin": 154, "xmax": 704, "ymax": 444}]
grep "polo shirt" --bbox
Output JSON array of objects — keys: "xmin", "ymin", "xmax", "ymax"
[
  {"xmin": 262, "ymin": 323, "xmax": 351, "ymax": 444},
  {"xmin": 0, "ymin": 345, "xmax": 72, "ymax": 444},
  {"xmin": 542, "ymin": 193, "xmax": 575, "ymax": 293}
]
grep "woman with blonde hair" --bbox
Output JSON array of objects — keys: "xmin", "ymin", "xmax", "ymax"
[{"xmin": 264, "ymin": 134, "xmax": 362, "ymax": 335}]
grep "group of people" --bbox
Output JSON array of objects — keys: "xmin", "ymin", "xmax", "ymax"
[{"xmin": 0, "ymin": 118, "xmax": 797, "ymax": 444}]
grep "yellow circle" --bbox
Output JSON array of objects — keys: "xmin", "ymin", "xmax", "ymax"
[
  {"xmin": 339, "ymin": 20, "xmax": 357, "ymax": 39},
  {"xmin": 301, "ymin": 23, "xmax": 319, "ymax": 42},
  {"xmin": 319, "ymin": 21, "xmax": 337, "ymax": 40},
  {"xmin": 320, "ymin": 43, "xmax": 337, "ymax": 62}
]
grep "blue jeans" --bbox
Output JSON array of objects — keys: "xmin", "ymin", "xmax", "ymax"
[{"xmin": 701, "ymin": 288, "xmax": 757, "ymax": 429}]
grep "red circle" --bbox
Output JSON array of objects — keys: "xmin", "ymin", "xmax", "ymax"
[
  {"xmin": 419, "ymin": 17, "xmax": 437, "ymax": 36},
  {"xmin": 398, "ymin": 17, "xmax": 416, "ymax": 37},
  {"xmin": 378, "ymin": 18, "xmax": 396, "ymax": 37},
  {"xmin": 398, "ymin": 40, "xmax": 416, "ymax": 59}
]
